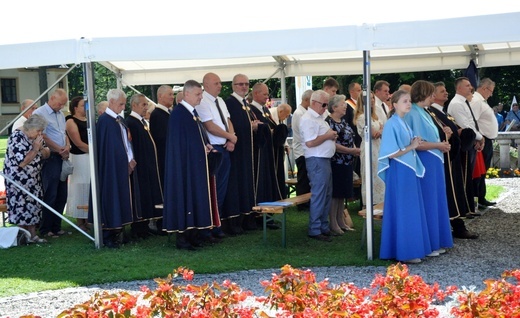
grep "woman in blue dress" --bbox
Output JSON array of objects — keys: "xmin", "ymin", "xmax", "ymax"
[
  {"xmin": 378, "ymin": 90, "xmax": 432, "ymax": 263},
  {"xmin": 405, "ymin": 80, "xmax": 454, "ymax": 255}
]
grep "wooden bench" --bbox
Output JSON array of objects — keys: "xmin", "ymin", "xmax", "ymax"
[
  {"xmin": 358, "ymin": 202, "xmax": 384, "ymax": 248},
  {"xmin": 252, "ymin": 192, "xmax": 311, "ymax": 247},
  {"xmin": 285, "ymin": 178, "xmax": 297, "ymax": 197}
]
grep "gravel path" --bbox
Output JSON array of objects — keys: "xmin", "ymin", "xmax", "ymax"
[{"xmin": 1, "ymin": 178, "xmax": 519, "ymax": 317}]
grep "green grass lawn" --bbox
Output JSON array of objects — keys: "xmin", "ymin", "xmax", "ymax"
[{"xmin": 0, "ymin": 205, "xmax": 390, "ymax": 297}]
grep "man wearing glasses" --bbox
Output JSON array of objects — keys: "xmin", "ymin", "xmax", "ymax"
[
  {"xmin": 222, "ymin": 74, "xmax": 260, "ymax": 234},
  {"xmin": 300, "ymin": 90, "xmax": 338, "ymax": 242},
  {"xmin": 471, "ymin": 78, "xmax": 498, "ymax": 208}
]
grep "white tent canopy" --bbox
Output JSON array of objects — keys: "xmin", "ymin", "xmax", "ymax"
[{"xmin": 2, "ymin": 1, "xmax": 520, "ymax": 83}]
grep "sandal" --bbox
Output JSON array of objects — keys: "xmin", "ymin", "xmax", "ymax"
[
  {"xmin": 45, "ymin": 232, "xmax": 59, "ymax": 238},
  {"xmin": 30, "ymin": 236, "xmax": 48, "ymax": 244}
]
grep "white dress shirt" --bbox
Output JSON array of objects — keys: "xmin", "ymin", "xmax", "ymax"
[
  {"xmin": 472, "ymin": 91, "xmax": 498, "ymax": 139},
  {"xmin": 300, "ymin": 108, "xmax": 335, "ymax": 158},
  {"xmin": 374, "ymin": 96, "xmax": 389, "ymax": 125},
  {"xmin": 197, "ymin": 91, "xmax": 230, "ymax": 145},
  {"xmin": 291, "ymin": 104, "xmax": 307, "ymax": 159},
  {"xmin": 447, "ymin": 93, "xmax": 483, "ymax": 141}
]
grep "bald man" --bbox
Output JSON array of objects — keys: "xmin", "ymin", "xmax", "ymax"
[
  {"xmin": 12, "ymin": 99, "xmax": 38, "ymax": 131},
  {"xmin": 250, "ymin": 83, "xmax": 284, "ymax": 204}
]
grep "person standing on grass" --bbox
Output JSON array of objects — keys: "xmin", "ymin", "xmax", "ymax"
[
  {"xmin": 32, "ymin": 88, "xmax": 70, "ymax": 239},
  {"xmin": 378, "ymin": 89, "xmax": 431, "ymax": 263},
  {"xmin": 325, "ymin": 94, "xmax": 360, "ymax": 235},
  {"xmin": 65, "ymin": 96, "xmax": 90, "ymax": 232},
  {"xmin": 4, "ymin": 115, "xmax": 50, "ymax": 243},
  {"xmin": 90, "ymin": 89, "xmax": 137, "ymax": 248},
  {"xmin": 162, "ymin": 80, "xmax": 215, "ymax": 250},
  {"xmin": 300, "ymin": 90, "xmax": 337, "ymax": 242}
]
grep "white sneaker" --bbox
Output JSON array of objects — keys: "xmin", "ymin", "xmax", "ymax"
[
  {"xmin": 427, "ymin": 251, "xmax": 440, "ymax": 257},
  {"xmin": 435, "ymin": 248, "xmax": 446, "ymax": 254},
  {"xmin": 403, "ymin": 258, "xmax": 422, "ymax": 264}
]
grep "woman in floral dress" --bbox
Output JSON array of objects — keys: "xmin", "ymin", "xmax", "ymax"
[
  {"xmin": 325, "ymin": 94, "xmax": 361, "ymax": 235},
  {"xmin": 4, "ymin": 114, "xmax": 50, "ymax": 243}
]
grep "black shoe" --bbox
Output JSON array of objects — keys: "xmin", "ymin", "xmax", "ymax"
[
  {"xmin": 467, "ymin": 212, "xmax": 482, "ymax": 217},
  {"xmin": 308, "ymin": 234, "xmax": 332, "ymax": 242},
  {"xmin": 478, "ymin": 199, "xmax": 496, "ymax": 207},
  {"xmin": 104, "ymin": 239, "xmax": 120, "ymax": 249},
  {"xmin": 176, "ymin": 242, "xmax": 197, "ymax": 250},
  {"xmin": 200, "ymin": 235, "xmax": 221, "ymax": 244},
  {"xmin": 462, "ymin": 214, "xmax": 475, "ymax": 219},
  {"xmin": 453, "ymin": 230, "xmax": 479, "ymax": 239},
  {"xmin": 321, "ymin": 231, "xmax": 332, "ymax": 237},
  {"xmin": 213, "ymin": 231, "xmax": 226, "ymax": 239}
]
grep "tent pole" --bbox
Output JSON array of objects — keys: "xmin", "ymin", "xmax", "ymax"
[
  {"xmin": 84, "ymin": 62, "xmax": 103, "ymax": 249},
  {"xmin": 362, "ymin": 50, "xmax": 374, "ymax": 260},
  {"xmin": 0, "ymin": 64, "xmax": 79, "ymax": 135}
]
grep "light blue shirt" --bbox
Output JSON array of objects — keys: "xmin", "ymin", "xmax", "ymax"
[{"xmin": 33, "ymin": 103, "xmax": 66, "ymax": 147}]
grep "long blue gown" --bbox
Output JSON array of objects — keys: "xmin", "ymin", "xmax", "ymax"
[
  {"xmin": 404, "ymin": 104, "xmax": 454, "ymax": 251},
  {"xmin": 378, "ymin": 114, "xmax": 432, "ymax": 261}
]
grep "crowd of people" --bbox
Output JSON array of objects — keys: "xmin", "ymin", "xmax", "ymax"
[{"xmin": 2, "ymin": 74, "xmax": 500, "ymax": 260}]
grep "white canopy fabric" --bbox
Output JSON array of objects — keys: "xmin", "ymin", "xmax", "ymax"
[{"xmin": 2, "ymin": 1, "xmax": 520, "ymax": 83}]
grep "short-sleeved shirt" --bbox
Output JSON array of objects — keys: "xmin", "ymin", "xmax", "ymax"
[
  {"xmin": 197, "ymin": 91, "xmax": 230, "ymax": 145},
  {"xmin": 33, "ymin": 103, "xmax": 67, "ymax": 147},
  {"xmin": 300, "ymin": 108, "xmax": 335, "ymax": 159}
]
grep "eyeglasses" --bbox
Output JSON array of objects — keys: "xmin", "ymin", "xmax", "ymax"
[
  {"xmin": 233, "ymin": 82, "xmax": 249, "ymax": 87},
  {"xmin": 312, "ymin": 100, "xmax": 328, "ymax": 108},
  {"xmin": 485, "ymin": 86, "xmax": 494, "ymax": 96}
]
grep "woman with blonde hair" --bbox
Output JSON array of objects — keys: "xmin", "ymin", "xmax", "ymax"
[{"xmin": 354, "ymin": 92, "xmax": 385, "ymax": 206}]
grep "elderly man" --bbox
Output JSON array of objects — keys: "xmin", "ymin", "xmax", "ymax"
[
  {"xmin": 292, "ymin": 90, "xmax": 313, "ymax": 206},
  {"xmin": 269, "ymin": 103, "xmax": 291, "ymax": 197},
  {"xmin": 12, "ymin": 99, "xmax": 38, "ymax": 131},
  {"xmin": 471, "ymin": 78, "xmax": 498, "ymax": 208},
  {"xmin": 96, "ymin": 101, "xmax": 108, "ymax": 116},
  {"xmin": 223, "ymin": 74, "xmax": 259, "ymax": 234},
  {"xmin": 300, "ymin": 90, "xmax": 337, "ymax": 242},
  {"xmin": 90, "ymin": 89, "xmax": 136, "ymax": 248},
  {"xmin": 250, "ymin": 83, "xmax": 285, "ymax": 202},
  {"xmin": 125, "ymin": 94, "xmax": 163, "ymax": 239},
  {"xmin": 150, "ymin": 85, "xmax": 175, "ymax": 189},
  {"xmin": 33, "ymin": 88, "xmax": 70, "ymax": 238}
]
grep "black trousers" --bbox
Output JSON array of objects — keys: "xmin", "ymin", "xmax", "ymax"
[
  {"xmin": 473, "ymin": 137, "xmax": 493, "ymax": 200},
  {"xmin": 295, "ymin": 156, "xmax": 311, "ymax": 195}
]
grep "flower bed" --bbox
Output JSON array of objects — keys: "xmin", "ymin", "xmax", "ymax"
[{"xmin": 20, "ymin": 264, "xmax": 520, "ymax": 318}]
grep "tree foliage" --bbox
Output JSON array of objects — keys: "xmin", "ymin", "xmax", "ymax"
[{"xmin": 66, "ymin": 63, "xmax": 520, "ymax": 112}]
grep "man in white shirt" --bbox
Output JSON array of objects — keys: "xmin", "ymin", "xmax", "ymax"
[
  {"xmin": 300, "ymin": 90, "xmax": 337, "ymax": 242},
  {"xmin": 12, "ymin": 99, "xmax": 38, "ymax": 131},
  {"xmin": 292, "ymin": 90, "xmax": 313, "ymax": 204},
  {"xmin": 197, "ymin": 72, "xmax": 237, "ymax": 241},
  {"xmin": 471, "ymin": 78, "xmax": 498, "ymax": 207},
  {"xmin": 447, "ymin": 77, "xmax": 485, "ymax": 216},
  {"xmin": 373, "ymin": 80, "xmax": 391, "ymax": 124}
]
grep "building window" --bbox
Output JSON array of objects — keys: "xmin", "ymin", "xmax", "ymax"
[{"xmin": 1, "ymin": 78, "xmax": 18, "ymax": 103}]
